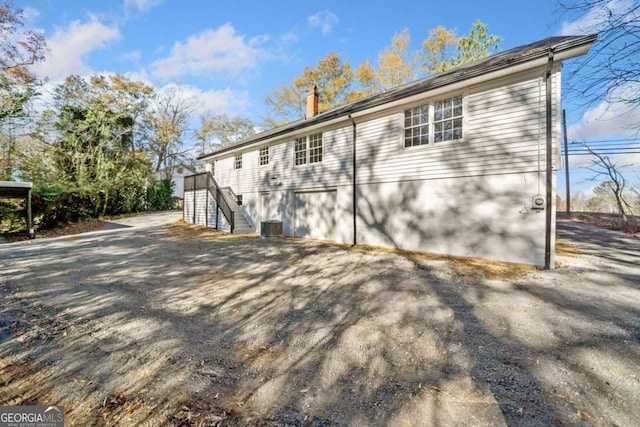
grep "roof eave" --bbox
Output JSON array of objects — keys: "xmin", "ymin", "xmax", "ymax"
[{"xmin": 198, "ymin": 34, "xmax": 596, "ymax": 161}]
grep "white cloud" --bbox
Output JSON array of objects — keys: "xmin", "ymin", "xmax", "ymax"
[
  {"xmin": 121, "ymin": 69, "xmax": 151, "ymax": 84},
  {"xmin": 568, "ymin": 85, "xmax": 640, "ymax": 141},
  {"xmin": 150, "ymin": 23, "xmax": 267, "ymax": 80},
  {"xmin": 155, "ymin": 83, "xmax": 250, "ymax": 117},
  {"xmin": 20, "ymin": 6, "xmax": 41, "ymax": 22},
  {"xmin": 118, "ymin": 50, "xmax": 142, "ymax": 62},
  {"xmin": 124, "ymin": 0, "xmax": 164, "ymax": 13},
  {"xmin": 560, "ymin": 0, "xmax": 633, "ymax": 34},
  {"xmin": 191, "ymin": 87, "xmax": 250, "ymax": 116},
  {"xmin": 280, "ymin": 32, "xmax": 300, "ymax": 44},
  {"xmin": 308, "ymin": 10, "xmax": 338, "ymax": 36},
  {"xmin": 32, "ymin": 16, "xmax": 120, "ymax": 81}
]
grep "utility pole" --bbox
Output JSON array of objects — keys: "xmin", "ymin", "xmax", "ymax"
[{"xmin": 562, "ymin": 110, "xmax": 570, "ymax": 215}]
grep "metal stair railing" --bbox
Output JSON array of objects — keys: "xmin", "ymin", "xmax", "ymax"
[{"xmin": 185, "ymin": 172, "xmax": 235, "ymax": 232}]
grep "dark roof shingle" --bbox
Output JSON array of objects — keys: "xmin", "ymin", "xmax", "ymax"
[{"xmin": 199, "ymin": 34, "xmax": 597, "ymax": 159}]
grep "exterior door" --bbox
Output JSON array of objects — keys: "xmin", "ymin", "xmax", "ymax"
[{"xmin": 260, "ymin": 192, "xmax": 279, "ymax": 222}]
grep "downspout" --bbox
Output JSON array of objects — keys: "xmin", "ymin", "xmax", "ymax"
[
  {"xmin": 544, "ymin": 50, "xmax": 555, "ymax": 269},
  {"xmin": 348, "ymin": 114, "xmax": 357, "ymax": 246},
  {"xmin": 205, "ymin": 174, "xmax": 209, "ymax": 228}
]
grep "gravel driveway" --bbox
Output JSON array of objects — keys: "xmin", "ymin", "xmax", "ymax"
[{"xmin": 1, "ymin": 212, "xmax": 638, "ymax": 426}]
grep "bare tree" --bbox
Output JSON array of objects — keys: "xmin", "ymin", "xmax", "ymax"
[
  {"xmin": 559, "ymin": 0, "xmax": 640, "ymax": 127},
  {"xmin": 146, "ymin": 85, "xmax": 199, "ymax": 172},
  {"xmin": 1, "ymin": 0, "xmax": 47, "ymax": 179},
  {"xmin": 0, "ymin": 0, "xmax": 47, "ymax": 121},
  {"xmin": 194, "ymin": 113, "xmax": 255, "ymax": 156},
  {"xmin": 582, "ymin": 143, "xmax": 633, "ymax": 224}
]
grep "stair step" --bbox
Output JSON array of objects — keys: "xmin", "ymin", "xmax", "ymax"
[{"xmin": 233, "ymin": 229, "xmax": 256, "ymax": 235}]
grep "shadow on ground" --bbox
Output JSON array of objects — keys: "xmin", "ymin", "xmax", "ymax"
[{"xmin": 0, "ymin": 215, "xmax": 638, "ymax": 426}]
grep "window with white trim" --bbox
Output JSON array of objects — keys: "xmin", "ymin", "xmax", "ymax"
[
  {"xmin": 404, "ymin": 104, "xmax": 430, "ymax": 147},
  {"xmin": 234, "ymin": 153, "xmax": 242, "ymax": 169},
  {"xmin": 294, "ymin": 132, "xmax": 323, "ymax": 166},
  {"xmin": 294, "ymin": 137, "xmax": 307, "ymax": 166},
  {"xmin": 434, "ymin": 95, "xmax": 463, "ymax": 143},
  {"xmin": 403, "ymin": 95, "xmax": 464, "ymax": 147},
  {"xmin": 259, "ymin": 146, "xmax": 269, "ymax": 166},
  {"xmin": 309, "ymin": 133, "xmax": 323, "ymax": 163}
]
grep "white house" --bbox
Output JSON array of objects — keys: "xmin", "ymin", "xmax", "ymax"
[
  {"xmin": 185, "ymin": 35, "xmax": 596, "ymax": 268},
  {"xmin": 158, "ymin": 163, "xmax": 196, "ymax": 199}
]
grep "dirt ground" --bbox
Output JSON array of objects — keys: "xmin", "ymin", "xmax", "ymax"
[{"xmin": 1, "ymin": 211, "xmax": 639, "ymax": 426}]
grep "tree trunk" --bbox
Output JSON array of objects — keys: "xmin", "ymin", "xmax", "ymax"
[
  {"xmin": 102, "ymin": 189, "xmax": 109, "ymax": 217},
  {"xmin": 613, "ymin": 190, "xmax": 629, "ymax": 226}
]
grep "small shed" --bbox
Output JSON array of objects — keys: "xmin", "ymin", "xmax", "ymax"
[{"xmin": 0, "ymin": 181, "xmax": 34, "ymax": 238}]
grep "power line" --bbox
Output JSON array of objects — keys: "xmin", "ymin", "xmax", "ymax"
[
  {"xmin": 570, "ymin": 138, "xmax": 639, "ymax": 144},
  {"xmin": 567, "ymin": 151, "xmax": 640, "ymax": 155},
  {"xmin": 570, "ymin": 141, "xmax": 640, "ymax": 147}
]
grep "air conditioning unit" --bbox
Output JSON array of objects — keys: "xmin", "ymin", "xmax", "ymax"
[{"xmin": 532, "ymin": 194, "xmax": 545, "ymax": 210}]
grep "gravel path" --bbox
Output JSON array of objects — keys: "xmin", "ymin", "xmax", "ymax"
[{"xmin": 1, "ymin": 212, "xmax": 638, "ymax": 426}]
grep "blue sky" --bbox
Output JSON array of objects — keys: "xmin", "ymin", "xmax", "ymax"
[
  {"xmin": 22, "ymin": 0, "xmax": 569, "ymax": 120},
  {"xmin": 19, "ymin": 0, "xmax": 640, "ymax": 197}
]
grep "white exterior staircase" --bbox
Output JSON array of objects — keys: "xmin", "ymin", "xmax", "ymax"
[{"xmin": 221, "ymin": 188, "xmax": 255, "ymax": 234}]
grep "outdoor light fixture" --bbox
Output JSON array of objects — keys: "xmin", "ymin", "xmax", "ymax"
[{"xmin": 270, "ymin": 175, "xmax": 282, "ymax": 187}]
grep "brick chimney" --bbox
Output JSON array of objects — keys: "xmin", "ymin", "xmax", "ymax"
[{"xmin": 306, "ymin": 85, "xmax": 319, "ymax": 118}]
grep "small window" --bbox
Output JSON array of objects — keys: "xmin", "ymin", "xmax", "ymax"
[
  {"xmin": 259, "ymin": 146, "xmax": 269, "ymax": 166},
  {"xmin": 234, "ymin": 153, "xmax": 242, "ymax": 170},
  {"xmin": 294, "ymin": 137, "xmax": 307, "ymax": 166},
  {"xmin": 433, "ymin": 95, "xmax": 463, "ymax": 143},
  {"xmin": 404, "ymin": 104, "xmax": 430, "ymax": 147},
  {"xmin": 236, "ymin": 195, "xmax": 243, "ymax": 206},
  {"xmin": 308, "ymin": 133, "xmax": 323, "ymax": 163}
]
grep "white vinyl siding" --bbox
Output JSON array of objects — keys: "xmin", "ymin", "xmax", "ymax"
[
  {"xmin": 199, "ymin": 66, "xmax": 561, "ymax": 266},
  {"xmin": 184, "ymin": 189, "xmax": 231, "ymax": 231},
  {"xmin": 213, "ymin": 126, "xmax": 352, "ymax": 195},
  {"xmin": 209, "ymin": 70, "xmax": 559, "ymax": 193},
  {"xmin": 357, "ymin": 69, "xmax": 559, "ymax": 184}
]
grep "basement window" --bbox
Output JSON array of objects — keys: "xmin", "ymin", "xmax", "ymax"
[
  {"xmin": 236, "ymin": 195, "xmax": 243, "ymax": 206},
  {"xmin": 234, "ymin": 153, "xmax": 242, "ymax": 170}
]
